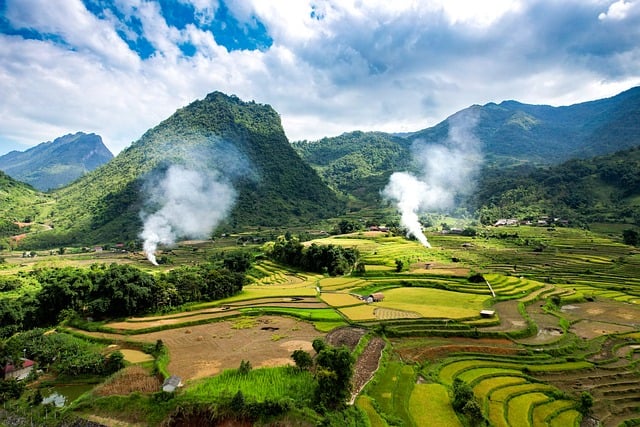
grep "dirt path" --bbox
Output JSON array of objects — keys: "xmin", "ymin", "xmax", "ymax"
[{"xmin": 350, "ymin": 337, "xmax": 386, "ymax": 404}]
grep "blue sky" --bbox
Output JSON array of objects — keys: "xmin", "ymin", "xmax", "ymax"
[{"xmin": 1, "ymin": 0, "xmax": 639, "ymax": 155}]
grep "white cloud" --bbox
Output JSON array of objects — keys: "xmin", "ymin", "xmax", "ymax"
[
  {"xmin": 0, "ymin": 0, "xmax": 639, "ymax": 155},
  {"xmin": 599, "ymin": 0, "xmax": 636, "ymax": 20}
]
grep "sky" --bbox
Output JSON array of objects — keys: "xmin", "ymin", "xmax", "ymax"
[{"xmin": 1, "ymin": 0, "xmax": 639, "ymax": 156}]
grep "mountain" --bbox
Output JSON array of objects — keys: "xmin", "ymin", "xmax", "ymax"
[
  {"xmin": 292, "ymin": 131, "xmax": 411, "ymax": 202},
  {"xmin": 295, "ymin": 86, "xmax": 640, "ymax": 203},
  {"xmin": 23, "ymin": 92, "xmax": 343, "ymax": 247},
  {"xmin": 409, "ymin": 86, "xmax": 640, "ymax": 164},
  {"xmin": 0, "ymin": 171, "xmax": 52, "ymax": 243},
  {"xmin": 0, "ymin": 132, "xmax": 114, "ymax": 191},
  {"xmin": 470, "ymin": 145, "xmax": 640, "ymax": 225}
]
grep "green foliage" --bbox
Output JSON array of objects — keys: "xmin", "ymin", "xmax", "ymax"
[
  {"xmin": 471, "ymin": 146, "xmax": 640, "ymax": 225},
  {"xmin": 451, "ymin": 378, "xmax": 487, "ymax": 426},
  {"xmin": 265, "ymin": 236, "xmax": 359, "ymax": 276},
  {"xmin": 578, "ymin": 391, "xmax": 593, "ymax": 415},
  {"xmin": 623, "ymin": 229, "xmax": 639, "ymax": 246},
  {"xmin": 25, "ymin": 92, "xmax": 343, "ymax": 247},
  {"xmin": 0, "ymin": 379, "xmax": 25, "ymax": 403},
  {"xmin": 314, "ymin": 346, "xmax": 354, "ymax": 411},
  {"xmin": 291, "ymin": 349, "xmax": 313, "ymax": 371},
  {"xmin": 239, "ymin": 359, "xmax": 252, "ymax": 374},
  {"xmin": 312, "ymin": 338, "xmax": 327, "ymax": 354}
]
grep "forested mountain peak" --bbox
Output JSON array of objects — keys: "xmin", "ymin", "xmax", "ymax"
[
  {"xmin": 26, "ymin": 91, "xmax": 342, "ymax": 247},
  {"xmin": 0, "ymin": 132, "xmax": 113, "ymax": 191}
]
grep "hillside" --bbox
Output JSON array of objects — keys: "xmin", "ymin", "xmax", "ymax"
[
  {"xmin": 0, "ymin": 132, "xmax": 113, "ymax": 191},
  {"xmin": 470, "ymin": 145, "xmax": 640, "ymax": 225},
  {"xmin": 22, "ymin": 92, "xmax": 343, "ymax": 247},
  {"xmin": 411, "ymin": 86, "xmax": 640, "ymax": 164},
  {"xmin": 0, "ymin": 171, "xmax": 52, "ymax": 245},
  {"xmin": 296, "ymin": 86, "xmax": 640, "ymax": 204},
  {"xmin": 292, "ymin": 131, "xmax": 412, "ymax": 202}
]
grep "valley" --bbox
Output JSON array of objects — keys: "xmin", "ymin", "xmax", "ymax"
[{"xmin": 1, "ymin": 90, "xmax": 639, "ymax": 426}]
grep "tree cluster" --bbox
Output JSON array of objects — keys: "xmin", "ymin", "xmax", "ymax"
[
  {"xmin": 291, "ymin": 339, "xmax": 354, "ymax": 411},
  {"xmin": 264, "ymin": 235, "xmax": 359, "ymax": 276},
  {"xmin": 0, "ymin": 262, "xmax": 246, "ymax": 337}
]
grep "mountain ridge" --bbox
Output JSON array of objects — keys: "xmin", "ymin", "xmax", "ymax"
[{"xmin": 0, "ymin": 132, "xmax": 113, "ymax": 191}]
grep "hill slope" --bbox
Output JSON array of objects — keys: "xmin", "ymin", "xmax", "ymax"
[
  {"xmin": 292, "ymin": 131, "xmax": 412, "ymax": 202},
  {"xmin": 470, "ymin": 145, "xmax": 640, "ymax": 225},
  {"xmin": 0, "ymin": 132, "xmax": 113, "ymax": 191},
  {"xmin": 25, "ymin": 92, "xmax": 343, "ymax": 247},
  {"xmin": 295, "ymin": 86, "xmax": 640, "ymax": 204}
]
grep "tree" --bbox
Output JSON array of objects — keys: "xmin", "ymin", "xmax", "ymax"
[
  {"xmin": 623, "ymin": 229, "xmax": 639, "ymax": 246},
  {"xmin": 312, "ymin": 338, "xmax": 326, "ymax": 354},
  {"xmin": 579, "ymin": 391, "xmax": 593, "ymax": 415},
  {"xmin": 239, "ymin": 359, "xmax": 252, "ymax": 374},
  {"xmin": 291, "ymin": 349, "xmax": 313, "ymax": 371},
  {"xmin": 313, "ymin": 346, "xmax": 354, "ymax": 410}
]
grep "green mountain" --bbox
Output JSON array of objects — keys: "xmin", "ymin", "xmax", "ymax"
[
  {"xmin": 409, "ymin": 86, "xmax": 640, "ymax": 164},
  {"xmin": 295, "ymin": 86, "xmax": 640, "ymax": 204},
  {"xmin": 24, "ymin": 92, "xmax": 343, "ymax": 247},
  {"xmin": 0, "ymin": 132, "xmax": 114, "ymax": 191},
  {"xmin": 470, "ymin": 146, "xmax": 640, "ymax": 225},
  {"xmin": 0, "ymin": 171, "xmax": 51, "ymax": 243},
  {"xmin": 292, "ymin": 131, "xmax": 411, "ymax": 202}
]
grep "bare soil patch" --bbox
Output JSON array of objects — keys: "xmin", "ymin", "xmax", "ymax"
[
  {"xmin": 482, "ymin": 300, "xmax": 528, "ymax": 332},
  {"xmin": 325, "ymin": 327, "xmax": 367, "ymax": 350},
  {"xmin": 570, "ymin": 320, "xmax": 636, "ymax": 340},
  {"xmin": 132, "ymin": 316, "xmax": 324, "ymax": 382},
  {"xmin": 561, "ymin": 301, "xmax": 640, "ymax": 327},
  {"xmin": 392, "ymin": 337, "xmax": 523, "ymax": 362}
]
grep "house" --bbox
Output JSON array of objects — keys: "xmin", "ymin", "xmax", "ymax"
[
  {"xmin": 2, "ymin": 359, "xmax": 35, "ymax": 381},
  {"xmin": 366, "ymin": 292, "xmax": 384, "ymax": 303},
  {"xmin": 162, "ymin": 375, "xmax": 182, "ymax": 392},
  {"xmin": 480, "ymin": 310, "xmax": 496, "ymax": 318}
]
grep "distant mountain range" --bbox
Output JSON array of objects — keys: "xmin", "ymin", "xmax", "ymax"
[
  {"xmin": 294, "ymin": 86, "xmax": 640, "ymax": 201},
  {"xmin": 2, "ymin": 87, "xmax": 639, "ymax": 248},
  {"xmin": 0, "ymin": 132, "xmax": 113, "ymax": 191}
]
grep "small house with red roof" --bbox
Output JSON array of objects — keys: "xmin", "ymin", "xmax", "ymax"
[{"xmin": 2, "ymin": 359, "xmax": 35, "ymax": 381}]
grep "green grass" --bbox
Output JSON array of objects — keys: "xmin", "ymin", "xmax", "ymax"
[
  {"xmin": 182, "ymin": 366, "xmax": 315, "ymax": 404},
  {"xmin": 549, "ymin": 408, "xmax": 581, "ymax": 427},
  {"xmin": 238, "ymin": 307, "xmax": 344, "ymax": 321},
  {"xmin": 356, "ymin": 395, "xmax": 386, "ymax": 427},
  {"xmin": 532, "ymin": 399, "xmax": 576, "ymax": 426},
  {"xmin": 367, "ymin": 361, "xmax": 416, "ymax": 426},
  {"xmin": 409, "ymin": 383, "xmax": 462, "ymax": 427},
  {"xmin": 506, "ymin": 392, "xmax": 551, "ymax": 427}
]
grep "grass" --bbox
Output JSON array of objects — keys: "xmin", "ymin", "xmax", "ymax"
[
  {"xmin": 507, "ymin": 392, "xmax": 551, "ymax": 427},
  {"xmin": 238, "ymin": 307, "xmax": 345, "ymax": 322},
  {"xmin": 409, "ymin": 383, "xmax": 462, "ymax": 427},
  {"xmin": 356, "ymin": 395, "xmax": 387, "ymax": 427},
  {"xmin": 532, "ymin": 399, "xmax": 576, "ymax": 426},
  {"xmin": 182, "ymin": 365, "xmax": 315, "ymax": 404},
  {"xmin": 367, "ymin": 362, "xmax": 416, "ymax": 426},
  {"xmin": 339, "ymin": 304, "xmax": 377, "ymax": 321},
  {"xmin": 549, "ymin": 408, "xmax": 581, "ymax": 427}
]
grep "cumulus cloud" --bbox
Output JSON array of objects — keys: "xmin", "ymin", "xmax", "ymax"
[{"xmin": 0, "ymin": 0, "xmax": 639, "ymax": 155}]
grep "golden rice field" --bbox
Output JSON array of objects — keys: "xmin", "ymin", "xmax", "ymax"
[
  {"xmin": 319, "ymin": 292, "xmax": 362, "ymax": 307},
  {"xmin": 377, "ymin": 288, "xmax": 489, "ymax": 319}
]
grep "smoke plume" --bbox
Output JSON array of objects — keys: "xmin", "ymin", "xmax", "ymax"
[
  {"xmin": 139, "ymin": 165, "xmax": 236, "ymax": 265},
  {"xmin": 382, "ymin": 109, "xmax": 482, "ymax": 247}
]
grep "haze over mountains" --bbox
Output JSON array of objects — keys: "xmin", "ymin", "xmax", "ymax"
[
  {"xmin": 0, "ymin": 132, "xmax": 113, "ymax": 191},
  {"xmin": 1, "ymin": 86, "xmax": 640, "ymax": 248}
]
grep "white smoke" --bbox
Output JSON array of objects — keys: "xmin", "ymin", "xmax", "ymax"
[
  {"xmin": 139, "ymin": 165, "xmax": 236, "ymax": 265},
  {"xmin": 382, "ymin": 109, "xmax": 482, "ymax": 247}
]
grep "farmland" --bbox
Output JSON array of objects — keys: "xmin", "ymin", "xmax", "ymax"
[{"xmin": 1, "ymin": 224, "xmax": 640, "ymax": 426}]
